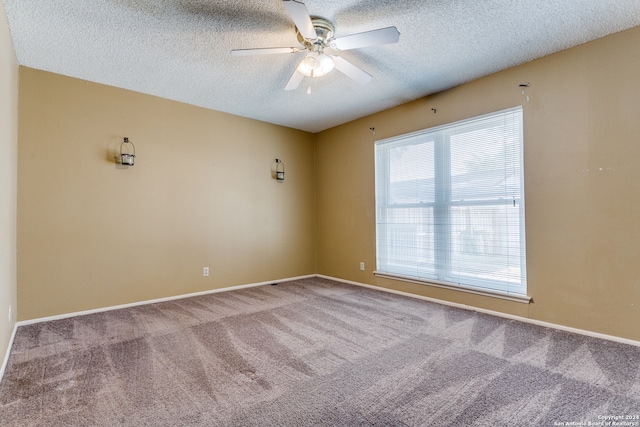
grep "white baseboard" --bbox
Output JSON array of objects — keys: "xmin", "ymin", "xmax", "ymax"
[
  {"xmin": 318, "ymin": 274, "xmax": 640, "ymax": 348},
  {"xmin": 16, "ymin": 274, "xmax": 315, "ymax": 327},
  {"xmin": 0, "ymin": 322, "xmax": 18, "ymax": 384}
]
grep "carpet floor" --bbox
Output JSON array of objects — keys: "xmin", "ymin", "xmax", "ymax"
[{"xmin": 1, "ymin": 277, "xmax": 639, "ymax": 426}]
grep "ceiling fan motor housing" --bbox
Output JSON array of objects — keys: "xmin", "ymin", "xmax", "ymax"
[{"xmin": 296, "ymin": 17, "xmax": 335, "ymax": 50}]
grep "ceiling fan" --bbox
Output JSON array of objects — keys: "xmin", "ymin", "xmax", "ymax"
[{"xmin": 231, "ymin": 0, "xmax": 400, "ymax": 91}]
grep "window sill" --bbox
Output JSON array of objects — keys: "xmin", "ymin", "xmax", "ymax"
[{"xmin": 373, "ymin": 271, "xmax": 532, "ymax": 304}]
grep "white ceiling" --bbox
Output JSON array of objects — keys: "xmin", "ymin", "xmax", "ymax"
[{"xmin": 4, "ymin": 0, "xmax": 640, "ymax": 133}]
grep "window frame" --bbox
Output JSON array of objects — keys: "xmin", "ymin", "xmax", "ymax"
[{"xmin": 374, "ymin": 107, "xmax": 529, "ymax": 303}]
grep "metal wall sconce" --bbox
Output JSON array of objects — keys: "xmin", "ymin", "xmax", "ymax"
[
  {"xmin": 275, "ymin": 158, "xmax": 285, "ymax": 181},
  {"xmin": 119, "ymin": 137, "xmax": 136, "ymax": 166}
]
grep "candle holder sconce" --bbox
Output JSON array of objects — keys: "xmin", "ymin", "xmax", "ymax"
[
  {"xmin": 275, "ymin": 159, "xmax": 285, "ymax": 181},
  {"xmin": 119, "ymin": 137, "xmax": 136, "ymax": 166}
]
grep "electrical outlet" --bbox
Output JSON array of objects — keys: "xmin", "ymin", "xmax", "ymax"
[
  {"xmin": 203, "ymin": 267, "xmax": 209, "ymax": 277},
  {"xmin": 360, "ymin": 262, "xmax": 365, "ymax": 271}
]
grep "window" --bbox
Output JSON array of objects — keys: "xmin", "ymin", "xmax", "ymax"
[{"xmin": 374, "ymin": 107, "xmax": 527, "ymax": 299}]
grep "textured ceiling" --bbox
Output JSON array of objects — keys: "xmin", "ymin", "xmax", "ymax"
[{"xmin": 4, "ymin": 0, "xmax": 640, "ymax": 133}]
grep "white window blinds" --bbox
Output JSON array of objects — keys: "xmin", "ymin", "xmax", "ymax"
[{"xmin": 375, "ymin": 107, "xmax": 527, "ymax": 297}]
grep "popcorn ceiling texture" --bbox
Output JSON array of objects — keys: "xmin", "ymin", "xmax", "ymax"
[{"xmin": 3, "ymin": 0, "xmax": 640, "ymax": 132}]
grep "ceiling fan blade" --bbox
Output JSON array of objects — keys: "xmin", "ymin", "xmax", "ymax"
[
  {"xmin": 283, "ymin": 0, "xmax": 317, "ymax": 40},
  {"xmin": 284, "ymin": 69, "xmax": 305, "ymax": 91},
  {"xmin": 231, "ymin": 47, "xmax": 301, "ymax": 56},
  {"xmin": 332, "ymin": 26, "xmax": 400, "ymax": 51},
  {"xmin": 331, "ymin": 56, "xmax": 372, "ymax": 85}
]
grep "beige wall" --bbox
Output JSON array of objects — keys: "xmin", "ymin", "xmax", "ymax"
[
  {"xmin": 17, "ymin": 68, "xmax": 316, "ymax": 320},
  {"xmin": 316, "ymin": 26, "xmax": 640, "ymax": 341},
  {"xmin": 0, "ymin": 0, "xmax": 18, "ymax": 362}
]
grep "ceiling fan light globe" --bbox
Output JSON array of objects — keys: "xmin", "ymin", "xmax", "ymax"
[
  {"xmin": 298, "ymin": 63, "xmax": 314, "ymax": 76},
  {"xmin": 316, "ymin": 54, "xmax": 334, "ymax": 75},
  {"xmin": 298, "ymin": 52, "xmax": 319, "ymax": 76},
  {"xmin": 302, "ymin": 53, "xmax": 318, "ymax": 68}
]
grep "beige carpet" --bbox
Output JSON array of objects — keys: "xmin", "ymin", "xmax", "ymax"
[{"xmin": 1, "ymin": 277, "xmax": 639, "ymax": 426}]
